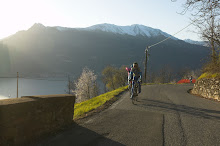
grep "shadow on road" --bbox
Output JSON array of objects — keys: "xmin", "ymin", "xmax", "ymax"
[
  {"xmin": 137, "ymin": 99, "xmax": 220, "ymax": 120},
  {"xmin": 36, "ymin": 122, "xmax": 124, "ymax": 146}
]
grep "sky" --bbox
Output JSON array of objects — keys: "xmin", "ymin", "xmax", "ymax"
[{"xmin": 0, "ymin": 0, "xmax": 201, "ymax": 41}]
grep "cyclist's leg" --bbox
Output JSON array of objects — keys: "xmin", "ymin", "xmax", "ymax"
[
  {"xmin": 138, "ymin": 81, "xmax": 141, "ymax": 93},
  {"xmin": 127, "ymin": 80, "xmax": 130, "ymax": 89},
  {"xmin": 131, "ymin": 80, "xmax": 134, "ymax": 98}
]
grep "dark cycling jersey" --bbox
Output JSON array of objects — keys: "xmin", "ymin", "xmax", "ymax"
[{"xmin": 129, "ymin": 67, "xmax": 142, "ymax": 81}]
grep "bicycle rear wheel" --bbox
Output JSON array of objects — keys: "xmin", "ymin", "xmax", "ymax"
[
  {"xmin": 132, "ymin": 96, "xmax": 135, "ymax": 104},
  {"xmin": 132, "ymin": 82, "xmax": 138, "ymax": 104}
]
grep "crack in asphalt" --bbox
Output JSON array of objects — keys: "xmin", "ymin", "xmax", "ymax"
[
  {"xmin": 36, "ymin": 85, "xmax": 220, "ymax": 146},
  {"xmin": 162, "ymin": 114, "xmax": 165, "ymax": 146},
  {"xmin": 165, "ymin": 96, "xmax": 187, "ymax": 146}
]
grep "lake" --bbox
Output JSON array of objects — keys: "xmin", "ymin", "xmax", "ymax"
[
  {"xmin": 0, "ymin": 78, "xmax": 69, "ymax": 100},
  {"xmin": 0, "ymin": 77, "xmax": 105, "ymax": 100}
]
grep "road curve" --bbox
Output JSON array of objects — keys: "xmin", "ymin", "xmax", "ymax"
[{"xmin": 37, "ymin": 84, "xmax": 220, "ymax": 146}]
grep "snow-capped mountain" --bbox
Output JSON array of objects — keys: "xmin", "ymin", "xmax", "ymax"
[
  {"xmin": 54, "ymin": 23, "xmax": 178, "ymax": 40},
  {"xmin": 55, "ymin": 26, "xmax": 73, "ymax": 31},
  {"xmin": 184, "ymin": 39, "xmax": 208, "ymax": 46},
  {"xmin": 84, "ymin": 23, "xmax": 178, "ymax": 39},
  {"xmin": 1, "ymin": 22, "xmax": 209, "ymax": 77}
]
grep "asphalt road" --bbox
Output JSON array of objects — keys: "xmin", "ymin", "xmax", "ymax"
[{"xmin": 37, "ymin": 84, "xmax": 220, "ymax": 146}]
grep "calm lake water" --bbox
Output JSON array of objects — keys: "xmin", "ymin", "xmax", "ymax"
[{"xmin": 0, "ymin": 78, "xmax": 68, "ymax": 99}]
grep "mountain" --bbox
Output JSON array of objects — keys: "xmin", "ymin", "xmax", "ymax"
[
  {"xmin": 54, "ymin": 23, "xmax": 178, "ymax": 40},
  {"xmin": 0, "ymin": 23, "xmax": 210, "ymax": 79},
  {"xmin": 77, "ymin": 23, "xmax": 178, "ymax": 40},
  {"xmin": 184, "ymin": 39, "xmax": 208, "ymax": 46}
]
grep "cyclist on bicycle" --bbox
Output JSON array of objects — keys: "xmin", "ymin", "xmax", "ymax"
[{"xmin": 128, "ymin": 62, "xmax": 142, "ymax": 99}]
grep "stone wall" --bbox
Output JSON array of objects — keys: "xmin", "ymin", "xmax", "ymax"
[
  {"xmin": 0, "ymin": 94, "xmax": 75, "ymax": 145},
  {"xmin": 192, "ymin": 78, "xmax": 220, "ymax": 101}
]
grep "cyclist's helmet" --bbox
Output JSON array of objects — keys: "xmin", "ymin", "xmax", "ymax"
[{"xmin": 133, "ymin": 62, "xmax": 138, "ymax": 68}]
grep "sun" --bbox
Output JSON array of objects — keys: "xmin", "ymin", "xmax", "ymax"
[{"xmin": 0, "ymin": 0, "xmax": 46, "ymax": 39}]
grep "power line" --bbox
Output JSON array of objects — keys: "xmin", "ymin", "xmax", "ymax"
[
  {"xmin": 148, "ymin": 18, "xmax": 200, "ymax": 49},
  {"xmin": 144, "ymin": 18, "xmax": 201, "ymax": 82}
]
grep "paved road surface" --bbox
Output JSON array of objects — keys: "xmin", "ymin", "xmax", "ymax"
[{"xmin": 37, "ymin": 84, "xmax": 220, "ymax": 146}]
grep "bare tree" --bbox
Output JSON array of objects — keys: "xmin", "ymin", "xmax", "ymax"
[
  {"xmin": 183, "ymin": 69, "xmax": 201, "ymax": 79},
  {"xmin": 195, "ymin": 9, "xmax": 219, "ymax": 64},
  {"xmin": 74, "ymin": 67, "xmax": 98, "ymax": 103},
  {"xmin": 157, "ymin": 65, "xmax": 173, "ymax": 83},
  {"xmin": 150, "ymin": 72, "xmax": 156, "ymax": 83},
  {"xmin": 172, "ymin": 0, "xmax": 220, "ymax": 16},
  {"xmin": 173, "ymin": 0, "xmax": 220, "ymax": 64},
  {"xmin": 65, "ymin": 75, "xmax": 75, "ymax": 94},
  {"xmin": 178, "ymin": 67, "xmax": 191, "ymax": 79}
]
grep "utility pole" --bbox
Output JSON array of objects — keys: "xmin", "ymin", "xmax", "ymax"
[
  {"xmin": 144, "ymin": 47, "xmax": 149, "ymax": 83},
  {"xmin": 17, "ymin": 72, "xmax": 19, "ymax": 98}
]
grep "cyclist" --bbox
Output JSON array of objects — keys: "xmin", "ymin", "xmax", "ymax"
[
  {"xmin": 190, "ymin": 75, "xmax": 193, "ymax": 83},
  {"xmin": 128, "ymin": 62, "xmax": 142, "ymax": 99},
  {"xmin": 126, "ymin": 64, "xmax": 133, "ymax": 89}
]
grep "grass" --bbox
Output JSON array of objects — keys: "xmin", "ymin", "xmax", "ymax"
[
  {"xmin": 74, "ymin": 86, "xmax": 128, "ymax": 119},
  {"xmin": 142, "ymin": 83, "xmax": 175, "ymax": 86},
  {"xmin": 197, "ymin": 72, "xmax": 220, "ymax": 80},
  {"xmin": 141, "ymin": 83, "xmax": 156, "ymax": 86},
  {"xmin": 74, "ymin": 83, "xmax": 176, "ymax": 119}
]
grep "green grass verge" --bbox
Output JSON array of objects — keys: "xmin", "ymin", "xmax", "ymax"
[
  {"xmin": 142, "ymin": 83, "xmax": 175, "ymax": 86},
  {"xmin": 141, "ymin": 83, "xmax": 155, "ymax": 86},
  {"xmin": 198, "ymin": 72, "xmax": 220, "ymax": 80},
  {"xmin": 74, "ymin": 86, "xmax": 128, "ymax": 119}
]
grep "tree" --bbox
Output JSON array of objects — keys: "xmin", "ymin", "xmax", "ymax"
[
  {"xmin": 173, "ymin": 0, "xmax": 220, "ymax": 64},
  {"xmin": 113, "ymin": 66, "xmax": 128, "ymax": 88},
  {"xmin": 178, "ymin": 67, "xmax": 191, "ymax": 79},
  {"xmin": 74, "ymin": 67, "xmax": 99, "ymax": 103},
  {"xmin": 91, "ymin": 82, "xmax": 99, "ymax": 98},
  {"xmin": 152, "ymin": 65, "xmax": 173, "ymax": 83},
  {"xmin": 182, "ymin": 69, "xmax": 201, "ymax": 79},
  {"xmin": 150, "ymin": 72, "xmax": 156, "ymax": 83},
  {"xmin": 194, "ymin": 8, "xmax": 219, "ymax": 64},
  {"xmin": 102, "ymin": 66, "xmax": 117, "ymax": 90},
  {"xmin": 172, "ymin": 0, "xmax": 220, "ymax": 16},
  {"xmin": 65, "ymin": 75, "xmax": 75, "ymax": 94},
  {"xmin": 102, "ymin": 65, "xmax": 127, "ymax": 91}
]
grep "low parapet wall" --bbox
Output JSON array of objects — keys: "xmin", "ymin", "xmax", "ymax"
[
  {"xmin": 0, "ymin": 94, "xmax": 75, "ymax": 145},
  {"xmin": 192, "ymin": 78, "xmax": 220, "ymax": 101}
]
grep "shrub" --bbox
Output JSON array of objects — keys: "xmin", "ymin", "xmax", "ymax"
[{"xmin": 197, "ymin": 72, "xmax": 220, "ymax": 80}]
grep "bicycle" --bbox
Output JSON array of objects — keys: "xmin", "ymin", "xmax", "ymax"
[{"xmin": 130, "ymin": 80, "xmax": 139, "ymax": 104}]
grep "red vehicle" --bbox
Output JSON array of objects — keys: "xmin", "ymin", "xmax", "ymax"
[{"xmin": 177, "ymin": 79, "xmax": 196, "ymax": 84}]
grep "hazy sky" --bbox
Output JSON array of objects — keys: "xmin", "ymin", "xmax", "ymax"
[{"xmin": 0, "ymin": 0, "xmax": 201, "ymax": 40}]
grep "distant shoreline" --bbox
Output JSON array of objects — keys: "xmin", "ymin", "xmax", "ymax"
[{"xmin": 0, "ymin": 96, "xmax": 9, "ymax": 100}]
